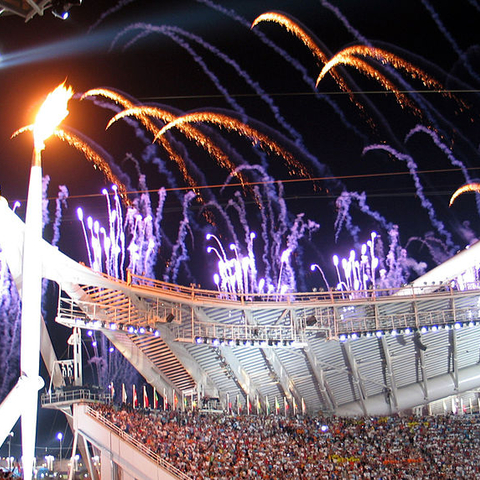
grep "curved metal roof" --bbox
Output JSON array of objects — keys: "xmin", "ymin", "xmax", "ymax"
[{"xmin": 2, "ymin": 195, "xmax": 480, "ymax": 417}]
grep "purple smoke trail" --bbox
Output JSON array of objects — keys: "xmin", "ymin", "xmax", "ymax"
[
  {"xmin": 223, "ymin": 164, "xmax": 285, "ymax": 286},
  {"xmin": 0, "ymin": 270, "xmax": 21, "ymax": 400},
  {"xmin": 116, "ymin": 22, "xmax": 306, "ymax": 146},
  {"xmin": 112, "ymin": 186, "xmax": 127, "ymax": 281},
  {"xmin": 154, "ymin": 188, "xmax": 167, "ymax": 250},
  {"xmin": 405, "ymin": 124, "xmax": 480, "ymax": 217},
  {"xmin": 115, "ymin": 24, "xmax": 247, "ymax": 119},
  {"xmin": 283, "ymin": 214, "xmax": 321, "ymax": 292},
  {"xmin": 466, "ymin": 0, "xmax": 480, "ymax": 12},
  {"xmin": 42, "ymin": 175, "xmax": 50, "ymax": 234},
  {"xmin": 421, "ymin": 0, "xmax": 480, "ymax": 84},
  {"xmin": 41, "ymin": 177, "xmax": 54, "ymax": 315},
  {"xmin": 318, "ymin": 0, "xmax": 369, "ymax": 44},
  {"xmin": 382, "ymin": 226, "xmax": 408, "ymax": 289},
  {"xmin": 334, "ymin": 193, "xmax": 361, "ymax": 244},
  {"xmin": 164, "ymin": 191, "xmax": 197, "ymax": 283},
  {"xmin": 334, "ymin": 191, "xmax": 394, "ymax": 244},
  {"xmin": 201, "ymin": 201, "xmax": 240, "ymax": 247},
  {"xmin": 134, "ymin": 174, "xmax": 158, "ymax": 279},
  {"xmin": 406, "ymin": 234, "xmax": 451, "ymax": 266},
  {"xmin": 363, "ymin": 144, "xmax": 456, "ymax": 251},
  {"xmin": 52, "ymin": 186, "xmax": 69, "ymax": 248},
  {"xmin": 227, "ymin": 192, "xmax": 251, "ymax": 245},
  {"xmin": 87, "ymin": 0, "xmax": 136, "ymax": 33}
]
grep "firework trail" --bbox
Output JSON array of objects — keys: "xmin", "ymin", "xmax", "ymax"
[
  {"xmin": 450, "ymin": 182, "xmax": 480, "ymax": 206},
  {"xmin": 87, "ymin": 0, "xmax": 137, "ymax": 33},
  {"xmin": 466, "ymin": 0, "xmax": 480, "ymax": 12},
  {"xmin": 283, "ymin": 214, "xmax": 320, "ymax": 292},
  {"xmin": 334, "ymin": 191, "xmax": 393, "ymax": 244},
  {"xmin": 251, "ymin": 11, "xmax": 371, "ymax": 118},
  {"xmin": 317, "ymin": 45, "xmax": 450, "ymax": 117},
  {"xmin": 116, "ymin": 24, "xmax": 247, "ymax": 119},
  {"xmin": 154, "ymin": 110, "xmax": 314, "ymax": 179},
  {"xmin": 83, "ymin": 89, "xmax": 210, "ymax": 203},
  {"xmin": 164, "ymin": 191, "xmax": 197, "ymax": 283},
  {"xmin": 421, "ymin": 0, "xmax": 480, "ymax": 84},
  {"xmin": 115, "ymin": 22, "xmax": 306, "ymax": 147},
  {"xmin": 197, "ymin": 0, "xmax": 369, "ymax": 145},
  {"xmin": 11, "ymin": 123, "xmax": 132, "ymax": 207},
  {"xmin": 52, "ymin": 185, "xmax": 69, "ymax": 248},
  {"xmin": 334, "ymin": 193, "xmax": 361, "ymax": 244},
  {"xmin": 405, "ymin": 124, "xmax": 480, "ymax": 217},
  {"xmin": 202, "ymin": 201, "xmax": 240, "ymax": 247},
  {"xmin": 363, "ymin": 144, "xmax": 456, "ymax": 251},
  {"xmin": 318, "ymin": 0, "xmax": 456, "ymax": 133},
  {"xmin": 405, "ymin": 234, "xmax": 451, "ymax": 266},
  {"xmin": 0, "ymin": 272, "xmax": 21, "ymax": 401},
  {"xmin": 153, "ymin": 187, "xmax": 168, "ymax": 252},
  {"xmin": 107, "ymin": 105, "xmax": 248, "ymax": 190}
]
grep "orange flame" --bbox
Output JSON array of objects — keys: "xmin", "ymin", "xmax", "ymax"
[{"xmin": 34, "ymin": 82, "xmax": 74, "ymax": 152}]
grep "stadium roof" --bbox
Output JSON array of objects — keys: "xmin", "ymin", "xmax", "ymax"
[{"xmin": 3, "ymin": 196, "xmax": 480, "ymax": 417}]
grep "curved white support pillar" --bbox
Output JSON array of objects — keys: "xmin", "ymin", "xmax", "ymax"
[
  {"xmin": 0, "ymin": 375, "xmax": 44, "ymax": 449},
  {"xmin": 336, "ymin": 363, "xmax": 480, "ymax": 416},
  {"xmin": 20, "ymin": 162, "xmax": 44, "ymax": 480}
]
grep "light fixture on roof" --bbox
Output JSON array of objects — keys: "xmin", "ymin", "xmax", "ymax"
[{"xmin": 51, "ymin": 0, "xmax": 82, "ymax": 20}]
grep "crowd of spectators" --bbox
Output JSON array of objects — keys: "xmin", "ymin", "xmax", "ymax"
[
  {"xmin": 0, "ymin": 471, "xmax": 16, "ymax": 480},
  {"xmin": 94, "ymin": 403, "xmax": 480, "ymax": 479}
]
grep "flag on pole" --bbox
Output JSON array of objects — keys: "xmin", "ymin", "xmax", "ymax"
[
  {"xmin": 247, "ymin": 394, "xmax": 250, "ymax": 414},
  {"xmin": 275, "ymin": 396, "xmax": 280, "ymax": 415},
  {"xmin": 122, "ymin": 383, "xmax": 127, "ymax": 404},
  {"xmin": 143, "ymin": 385, "xmax": 149, "ymax": 409},
  {"xmin": 237, "ymin": 394, "xmax": 241, "ymax": 416},
  {"xmin": 293, "ymin": 398, "xmax": 297, "ymax": 416},
  {"xmin": 266, "ymin": 395, "xmax": 270, "ymax": 415},
  {"xmin": 154, "ymin": 388, "xmax": 159, "ymax": 409},
  {"xmin": 284, "ymin": 397, "xmax": 289, "ymax": 415},
  {"xmin": 256, "ymin": 395, "xmax": 261, "ymax": 415},
  {"xmin": 174, "ymin": 391, "xmax": 178, "ymax": 410},
  {"xmin": 164, "ymin": 388, "xmax": 168, "ymax": 410},
  {"xmin": 133, "ymin": 385, "xmax": 138, "ymax": 408},
  {"xmin": 301, "ymin": 397, "xmax": 306, "ymax": 416}
]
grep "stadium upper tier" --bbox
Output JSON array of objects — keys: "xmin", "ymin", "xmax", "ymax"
[{"xmin": 2, "ymin": 195, "xmax": 480, "ymax": 416}]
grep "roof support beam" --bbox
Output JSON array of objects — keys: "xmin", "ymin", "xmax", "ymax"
[
  {"xmin": 248, "ymin": 309, "xmax": 301, "ymax": 407},
  {"xmin": 341, "ymin": 341, "xmax": 368, "ymax": 415},
  {"xmin": 380, "ymin": 336, "xmax": 399, "ymax": 412},
  {"xmin": 448, "ymin": 328, "xmax": 459, "ymax": 391},
  {"xmin": 303, "ymin": 344, "xmax": 337, "ymax": 412},
  {"xmin": 194, "ymin": 307, "xmax": 263, "ymax": 400},
  {"xmin": 413, "ymin": 331, "xmax": 429, "ymax": 401}
]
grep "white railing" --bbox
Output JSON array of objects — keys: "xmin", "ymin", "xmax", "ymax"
[
  {"xmin": 85, "ymin": 406, "xmax": 191, "ymax": 480},
  {"xmin": 41, "ymin": 388, "xmax": 111, "ymax": 406},
  {"xmin": 56, "ymin": 278, "xmax": 480, "ymax": 342}
]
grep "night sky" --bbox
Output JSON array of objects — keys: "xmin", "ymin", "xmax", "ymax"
[{"xmin": 1, "ymin": 0, "xmax": 480, "ymax": 460}]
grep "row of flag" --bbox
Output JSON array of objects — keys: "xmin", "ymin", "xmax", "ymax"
[
  {"xmin": 227, "ymin": 393, "xmax": 307, "ymax": 416},
  {"xmin": 110, "ymin": 382, "xmax": 307, "ymax": 415},
  {"xmin": 111, "ymin": 383, "xmax": 179, "ymax": 410}
]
